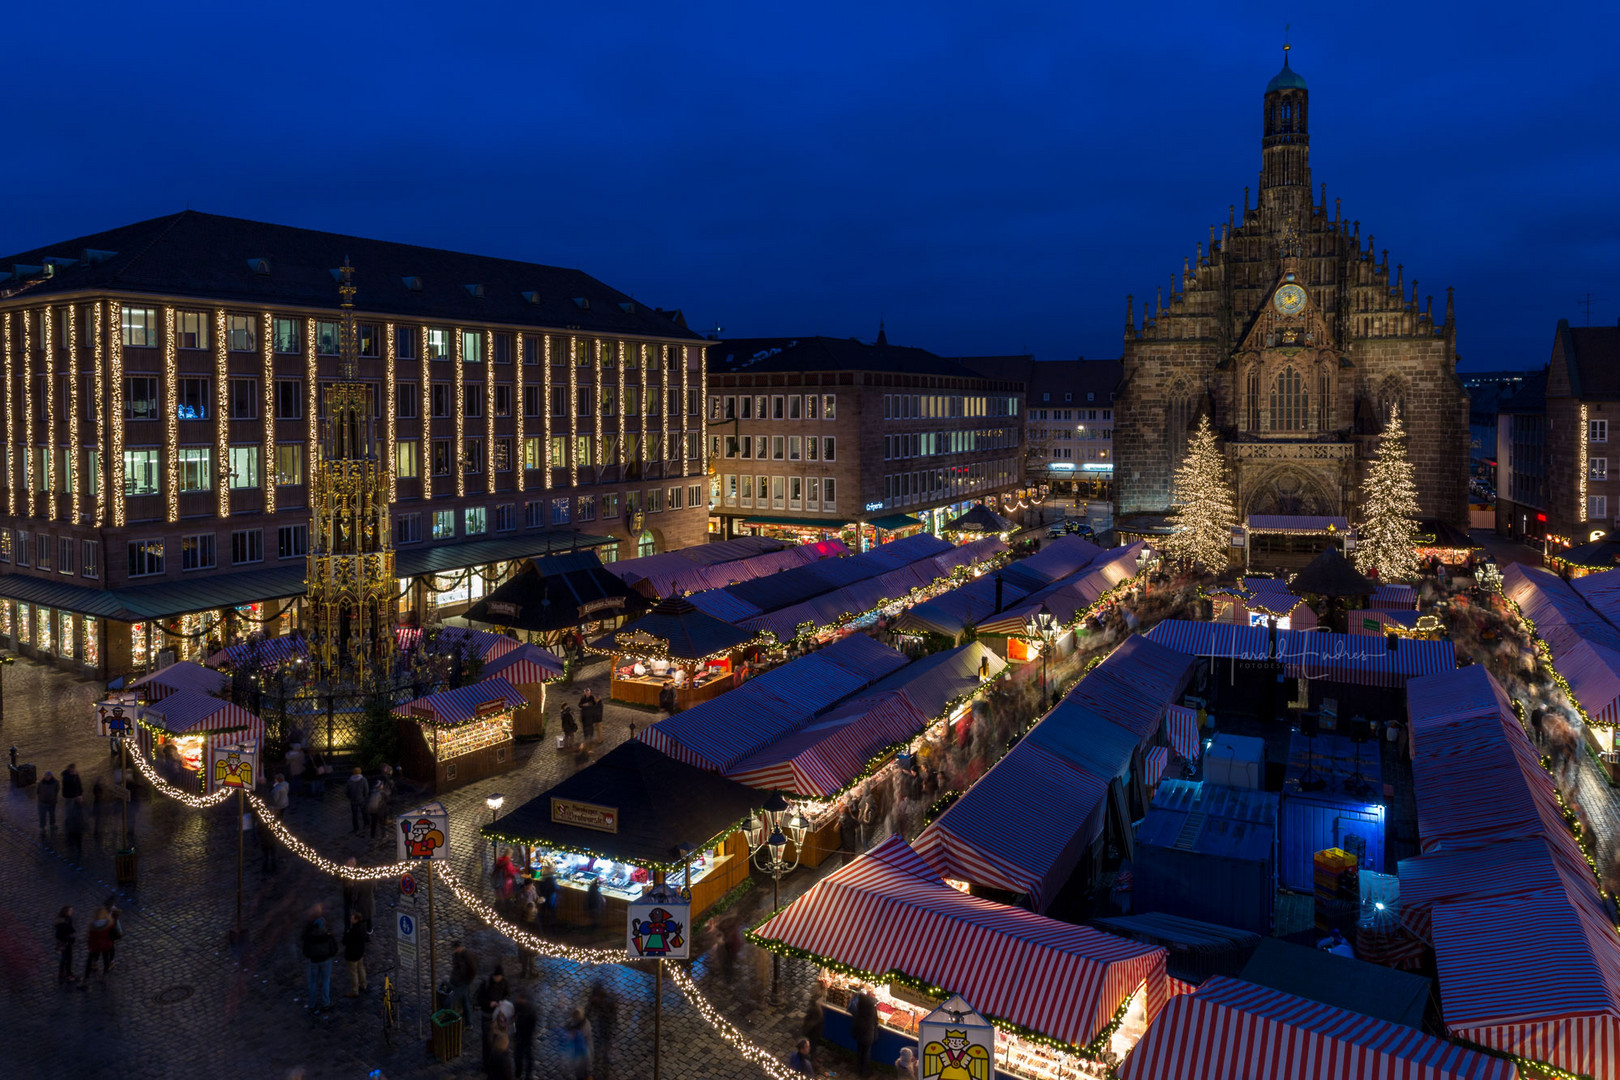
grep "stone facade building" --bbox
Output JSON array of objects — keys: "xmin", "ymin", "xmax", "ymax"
[
  {"xmin": 1539, "ymin": 321, "xmax": 1620, "ymax": 548},
  {"xmin": 1116, "ymin": 51, "xmax": 1468, "ymax": 528}
]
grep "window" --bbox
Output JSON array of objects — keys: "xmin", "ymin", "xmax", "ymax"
[
  {"xmin": 35, "ymin": 533, "xmax": 50, "ymax": 570},
  {"xmin": 495, "ymin": 503, "xmax": 515, "ymax": 532},
  {"xmin": 523, "ymin": 385, "xmax": 542, "ymax": 417},
  {"xmin": 277, "ymin": 524, "xmax": 308, "ymax": 560},
  {"xmin": 461, "ymin": 330, "xmax": 484, "ymax": 363},
  {"xmin": 1593, "ymin": 458, "xmax": 1609, "ymax": 481},
  {"xmin": 1592, "ymin": 420, "xmax": 1609, "ymax": 444},
  {"xmin": 823, "ymin": 437, "xmax": 835, "ymax": 462},
  {"xmin": 525, "ymin": 500, "xmax": 544, "ymax": 528},
  {"xmin": 788, "ymin": 436, "xmax": 801, "ymax": 461},
  {"xmin": 176, "ymin": 310, "xmax": 208, "ymax": 349},
  {"xmin": 14, "ymin": 530, "xmax": 28, "ymax": 566},
  {"xmin": 494, "ymin": 384, "xmax": 512, "ymax": 417},
  {"xmin": 229, "ymin": 378, "xmax": 257, "ymax": 418},
  {"xmin": 466, "ymin": 385, "xmax": 484, "ymax": 418},
  {"xmin": 432, "ymin": 440, "xmax": 452, "ymax": 476},
  {"xmin": 464, "ymin": 507, "xmax": 487, "ymax": 534},
  {"xmin": 432, "ymin": 510, "xmax": 455, "ymax": 539},
  {"xmin": 231, "ymin": 529, "xmax": 263, "ymax": 565},
  {"xmin": 522, "ymin": 334, "xmax": 542, "ymax": 365},
  {"xmin": 275, "ymin": 444, "xmax": 304, "ymax": 486},
  {"xmin": 602, "ymin": 492, "xmax": 620, "ymax": 519},
  {"xmin": 806, "ymin": 394, "xmax": 820, "ymax": 420},
  {"xmin": 1269, "ymin": 366, "xmax": 1309, "ymax": 432},
  {"xmin": 316, "ymin": 320, "xmax": 340, "ymax": 355},
  {"xmin": 494, "ymin": 333, "xmax": 514, "ymax": 364},
  {"xmin": 398, "ymin": 383, "xmax": 419, "ymax": 419},
  {"xmin": 396, "ymin": 513, "xmax": 422, "ymax": 544},
  {"xmin": 806, "ymin": 477, "xmax": 820, "ymax": 507},
  {"xmin": 646, "ymin": 488, "xmax": 664, "ymax": 513},
  {"xmin": 810, "ymin": 436, "xmax": 821, "ymax": 462},
  {"xmin": 523, "ymin": 437, "xmax": 543, "ymax": 471},
  {"xmin": 121, "ymin": 306, "xmax": 158, "ymax": 348},
  {"xmin": 772, "ymin": 436, "xmax": 785, "ymax": 460},
  {"xmin": 81, "ymin": 539, "xmax": 98, "ymax": 579},
  {"xmin": 637, "ymin": 530, "xmax": 656, "ymax": 558},
  {"xmin": 228, "ymin": 446, "xmax": 260, "ymax": 488},
  {"xmin": 123, "ymin": 449, "xmax": 160, "ymax": 495},
  {"xmin": 494, "ymin": 438, "xmax": 512, "ymax": 473},
  {"xmin": 273, "ymin": 317, "xmax": 300, "ymax": 354},
  {"xmin": 426, "ymin": 327, "xmax": 450, "ymax": 360},
  {"xmin": 396, "ymin": 440, "xmax": 420, "ymax": 479},
  {"xmin": 127, "ymin": 539, "xmax": 165, "ymax": 577},
  {"xmin": 789, "ymin": 476, "xmax": 802, "ymax": 510},
  {"xmin": 177, "ymin": 377, "xmax": 209, "ymax": 419},
  {"xmin": 275, "ymin": 379, "xmax": 302, "ymax": 419},
  {"xmin": 788, "ymin": 395, "xmax": 802, "ymax": 420},
  {"xmin": 58, "ymin": 536, "xmax": 73, "ymax": 575},
  {"xmin": 771, "ymin": 476, "xmax": 785, "ymax": 508},
  {"xmin": 432, "ymin": 383, "xmax": 452, "ymax": 417},
  {"xmin": 464, "ymin": 439, "xmax": 484, "ymax": 475},
  {"xmin": 1590, "ymin": 496, "xmax": 1609, "ymax": 521},
  {"xmin": 725, "ymin": 436, "xmax": 739, "ymax": 459},
  {"xmin": 180, "ymin": 533, "xmax": 216, "ymax": 571},
  {"xmin": 576, "ymin": 495, "xmax": 596, "ymax": 522},
  {"xmin": 551, "ymin": 497, "xmax": 572, "ymax": 524},
  {"xmin": 823, "ymin": 477, "xmax": 836, "ymax": 510},
  {"xmin": 227, "ymin": 315, "xmax": 256, "ymax": 352},
  {"xmin": 823, "ymin": 394, "xmax": 836, "ymax": 420},
  {"xmin": 397, "ymin": 325, "xmax": 418, "ymax": 359},
  {"xmin": 125, "ymin": 376, "xmax": 160, "ymax": 419}
]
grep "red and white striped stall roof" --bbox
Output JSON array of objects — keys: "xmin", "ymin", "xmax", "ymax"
[
  {"xmin": 753, "ymin": 835, "xmax": 1167, "ymax": 1049},
  {"xmin": 725, "ymin": 691, "xmax": 932, "ymax": 797},
  {"xmin": 427, "ymin": 626, "xmax": 523, "ymax": 663},
  {"xmin": 1504, "ymin": 561, "xmax": 1620, "ymax": 657},
  {"xmin": 1165, "ymin": 704, "xmax": 1201, "ymax": 762},
  {"xmin": 402, "ymin": 677, "xmax": 527, "ymax": 726},
  {"xmin": 1370, "ymin": 583, "xmax": 1419, "ymax": 610},
  {"xmin": 1142, "ymin": 746, "xmax": 1170, "ymax": 790},
  {"xmin": 1556, "ymin": 637, "xmax": 1620, "ymax": 726},
  {"xmin": 1144, "ymin": 619, "xmax": 1272, "ymax": 662},
  {"xmin": 1274, "ymin": 629, "xmax": 1455, "ymax": 687},
  {"xmin": 1119, "ymin": 975, "xmax": 1517, "ymax": 1080},
  {"xmin": 207, "ymin": 634, "xmax": 308, "ymax": 670},
  {"xmin": 138, "ymin": 691, "xmax": 264, "ymax": 745},
  {"xmin": 481, "ymin": 643, "xmax": 564, "ymax": 685},
  {"xmin": 131, "ymin": 660, "xmax": 229, "ymax": 701}
]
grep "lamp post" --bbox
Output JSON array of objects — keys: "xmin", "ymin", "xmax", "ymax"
[
  {"xmin": 1024, "ymin": 607, "xmax": 1058, "ymax": 709},
  {"xmin": 744, "ymin": 790, "xmax": 809, "ymax": 1004},
  {"xmin": 486, "ymin": 792, "xmax": 505, "ymax": 863}
]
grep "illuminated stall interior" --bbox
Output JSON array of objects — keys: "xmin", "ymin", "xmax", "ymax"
[
  {"xmin": 592, "ymin": 596, "xmax": 759, "ymax": 709},
  {"xmin": 135, "ymin": 690, "xmax": 264, "ymax": 792},
  {"xmin": 395, "ymin": 677, "xmax": 525, "ymax": 793}
]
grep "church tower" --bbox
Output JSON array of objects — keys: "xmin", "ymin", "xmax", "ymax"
[
  {"xmin": 1114, "ymin": 48, "xmax": 1468, "ymax": 529},
  {"xmin": 307, "ymin": 262, "xmax": 397, "ymax": 681}
]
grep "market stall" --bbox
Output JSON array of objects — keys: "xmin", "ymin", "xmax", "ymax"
[
  {"xmin": 479, "ymin": 643, "xmax": 563, "ymax": 738},
  {"xmin": 206, "ymin": 633, "xmax": 308, "ymax": 671},
  {"xmin": 751, "ymin": 835, "xmax": 1170, "ymax": 1080},
  {"xmin": 484, "ymin": 739, "xmax": 760, "ymax": 925},
  {"xmin": 464, "ymin": 550, "xmax": 648, "ymax": 652},
  {"xmin": 130, "ymin": 660, "xmax": 229, "ymax": 703},
  {"xmin": 396, "ymin": 678, "xmax": 526, "ymax": 793},
  {"xmin": 607, "ymin": 537, "xmax": 847, "ymax": 599},
  {"xmin": 592, "ymin": 596, "xmax": 760, "ymax": 710},
  {"xmin": 135, "ymin": 690, "xmax": 264, "ymax": 792}
]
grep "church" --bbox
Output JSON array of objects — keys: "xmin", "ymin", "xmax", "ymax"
[{"xmin": 1114, "ymin": 49, "xmax": 1468, "ymax": 529}]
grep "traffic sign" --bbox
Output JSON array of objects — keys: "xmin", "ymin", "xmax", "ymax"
[
  {"xmin": 400, "ymin": 872, "xmax": 417, "ymax": 896},
  {"xmin": 397, "ymin": 911, "xmax": 418, "ymax": 947}
]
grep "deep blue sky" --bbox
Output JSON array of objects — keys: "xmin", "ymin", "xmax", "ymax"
[{"xmin": 5, "ymin": 1, "xmax": 1617, "ymax": 371}]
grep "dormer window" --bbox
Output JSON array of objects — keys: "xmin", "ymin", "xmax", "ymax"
[
  {"xmin": 247, "ymin": 258, "xmax": 271, "ymax": 275},
  {"xmin": 402, "ymin": 276, "xmax": 424, "ymax": 292},
  {"xmin": 572, "ymin": 297, "xmax": 590, "ymax": 310},
  {"xmin": 522, "ymin": 291, "xmax": 541, "ymax": 305},
  {"xmin": 465, "ymin": 284, "xmax": 485, "ymax": 298}
]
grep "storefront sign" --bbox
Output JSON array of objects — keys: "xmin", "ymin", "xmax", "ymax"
[
  {"xmin": 396, "ymin": 802, "xmax": 449, "ymax": 861},
  {"xmin": 580, "ymin": 597, "xmax": 627, "ymax": 618},
  {"xmin": 864, "ymin": 502, "xmax": 885, "ymax": 512},
  {"xmin": 487, "ymin": 601, "xmax": 520, "ymax": 618},
  {"xmin": 208, "ymin": 742, "xmax": 258, "ymax": 790},
  {"xmin": 918, "ymin": 995, "xmax": 994, "ymax": 1080},
  {"xmin": 95, "ymin": 700, "xmax": 134, "ymax": 740},
  {"xmin": 474, "ymin": 697, "xmax": 509, "ymax": 719},
  {"xmin": 627, "ymin": 898, "xmax": 690, "ymax": 959},
  {"xmin": 551, "ymin": 797, "xmax": 618, "ymax": 833}
]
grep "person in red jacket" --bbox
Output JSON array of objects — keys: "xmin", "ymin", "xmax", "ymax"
[{"xmin": 83, "ymin": 905, "xmax": 117, "ymax": 982}]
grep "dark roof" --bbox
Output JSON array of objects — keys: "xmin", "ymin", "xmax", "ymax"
[
  {"xmin": 0, "ymin": 210, "xmax": 701, "ymax": 340},
  {"xmin": 1018, "ymin": 359, "xmax": 1122, "ymax": 404},
  {"xmin": 709, "ymin": 336, "xmax": 1013, "ymax": 383},
  {"xmin": 1557, "ymin": 321, "xmax": 1620, "ymax": 399},
  {"xmin": 1265, "ymin": 56, "xmax": 1308, "ymax": 92},
  {"xmin": 1238, "ymin": 939, "xmax": 1431, "ymax": 1030},
  {"xmin": 945, "ymin": 505, "xmax": 1015, "ymax": 533},
  {"xmin": 591, "ymin": 596, "xmax": 757, "ymax": 660},
  {"xmin": 1556, "ymin": 537, "xmax": 1620, "ymax": 569},
  {"xmin": 483, "ymin": 740, "xmax": 761, "ymax": 869},
  {"xmin": 1289, "ymin": 547, "xmax": 1375, "ymax": 597},
  {"xmin": 464, "ymin": 552, "xmax": 647, "ymax": 632},
  {"xmin": 1499, "ymin": 368, "xmax": 1547, "ymax": 413},
  {"xmin": 954, "ymin": 354, "xmax": 1034, "ymax": 383}
]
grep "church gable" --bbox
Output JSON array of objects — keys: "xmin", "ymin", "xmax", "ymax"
[{"xmin": 1236, "ymin": 271, "xmax": 1334, "ymax": 359}]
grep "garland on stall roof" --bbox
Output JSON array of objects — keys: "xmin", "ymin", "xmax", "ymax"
[
  {"xmin": 480, "ymin": 814, "xmax": 752, "ymax": 874},
  {"xmin": 1448, "ymin": 1035, "xmax": 1594, "ymax": 1080},
  {"xmin": 921, "ymin": 789, "xmax": 962, "ymax": 828}
]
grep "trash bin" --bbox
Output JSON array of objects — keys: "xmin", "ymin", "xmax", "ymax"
[
  {"xmin": 431, "ymin": 1008, "xmax": 463, "ymax": 1061},
  {"xmin": 115, "ymin": 848, "xmax": 138, "ymax": 885},
  {"xmin": 12, "ymin": 762, "xmax": 36, "ymax": 787}
]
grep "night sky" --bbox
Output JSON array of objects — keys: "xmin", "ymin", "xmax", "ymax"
[{"xmin": 5, "ymin": 1, "xmax": 1616, "ymax": 371}]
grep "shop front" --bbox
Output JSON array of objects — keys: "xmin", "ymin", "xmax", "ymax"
[
  {"xmin": 396, "ymin": 678, "xmax": 526, "ymax": 793},
  {"xmin": 134, "ymin": 691, "xmax": 264, "ymax": 793},
  {"xmin": 592, "ymin": 596, "xmax": 760, "ymax": 710},
  {"xmin": 485, "ymin": 740, "xmax": 763, "ymax": 925}
]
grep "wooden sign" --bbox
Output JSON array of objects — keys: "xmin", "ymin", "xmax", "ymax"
[
  {"xmin": 551, "ymin": 797, "xmax": 618, "ymax": 833},
  {"xmin": 487, "ymin": 601, "xmax": 520, "ymax": 618},
  {"xmin": 579, "ymin": 596, "xmax": 627, "ymax": 618},
  {"xmin": 474, "ymin": 697, "xmax": 509, "ymax": 719}
]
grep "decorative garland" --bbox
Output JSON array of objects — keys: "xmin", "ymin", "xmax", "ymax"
[{"xmin": 481, "ymin": 814, "xmax": 751, "ymax": 874}]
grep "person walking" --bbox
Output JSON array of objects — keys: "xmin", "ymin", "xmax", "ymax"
[
  {"xmin": 284, "ymin": 744, "xmax": 307, "ymax": 794},
  {"xmin": 61, "ymin": 763, "xmax": 83, "ymax": 802},
  {"xmin": 586, "ymin": 981, "xmax": 618, "ymax": 1078},
  {"xmin": 342, "ymin": 859, "xmax": 376, "ymax": 933},
  {"xmin": 64, "ymin": 794, "xmax": 86, "ymax": 858},
  {"xmin": 511, "ymin": 991, "xmax": 539, "ymax": 1080},
  {"xmin": 305, "ymin": 747, "xmax": 327, "ymax": 797},
  {"xmin": 37, "ymin": 770, "xmax": 60, "ymax": 833},
  {"xmin": 448, "ymin": 940, "xmax": 478, "ymax": 1022},
  {"xmin": 476, "ymin": 964, "xmax": 512, "ymax": 1067},
  {"xmin": 365, "ymin": 777, "xmax": 388, "ymax": 839},
  {"xmin": 801, "ymin": 980, "xmax": 826, "ymax": 1046},
  {"xmin": 54, "ymin": 906, "xmax": 77, "ymax": 985},
  {"xmin": 91, "ymin": 777, "xmax": 108, "ymax": 842},
  {"xmin": 850, "ymin": 985, "xmax": 879, "ymax": 1078},
  {"xmin": 261, "ymin": 773, "xmax": 289, "ymax": 873},
  {"xmin": 562, "ymin": 1007, "xmax": 593, "ymax": 1080},
  {"xmin": 345, "ymin": 767, "xmax": 369, "ymax": 833},
  {"xmin": 560, "ymin": 705, "xmax": 578, "ymax": 749},
  {"xmin": 301, "ymin": 913, "xmax": 338, "ymax": 1011},
  {"xmin": 82, "ymin": 905, "xmax": 117, "ymax": 984},
  {"xmin": 788, "ymin": 1037, "xmax": 816, "ymax": 1075},
  {"xmin": 341, "ymin": 911, "xmax": 369, "ymax": 998}
]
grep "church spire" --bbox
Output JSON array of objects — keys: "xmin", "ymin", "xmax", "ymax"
[
  {"xmin": 337, "ymin": 255, "xmax": 358, "ymax": 381},
  {"xmin": 875, "ymin": 318, "xmax": 887, "ymax": 347},
  {"xmin": 1260, "ymin": 37, "xmax": 1311, "ymax": 217}
]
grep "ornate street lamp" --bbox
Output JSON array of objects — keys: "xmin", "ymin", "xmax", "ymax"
[
  {"xmin": 1024, "ymin": 606, "xmax": 1059, "ymax": 708},
  {"xmin": 746, "ymin": 790, "xmax": 809, "ymax": 1003},
  {"xmin": 485, "ymin": 792, "xmax": 505, "ymax": 825}
]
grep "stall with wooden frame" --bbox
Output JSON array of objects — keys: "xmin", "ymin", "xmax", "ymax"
[{"xmin": 396, "ymin": 678, "xmax": 526, "ymax": 793}]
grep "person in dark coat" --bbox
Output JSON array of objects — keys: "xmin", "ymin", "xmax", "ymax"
[
  {"xmin": 341, "ymin": 912, "xmax": 369, "ymax": 998},
  {"xmin": 37, "ymin": 771, "xmax": 61, "ymax": 832},
  {"xmin": 511, "ymin": 990, "xmax": 539, "ymax": 1080},
  {"xmin": 345, "ymin": 767, "xmax": 369, "ymax": 833},
  {"xmin": 560, "ymin": 705, "xmax": 578, "ymax": 748},
  {"xmin": 91, "ymin": 778, "xmax": 108, "ymax": 841},
  {"xmin": 849, "ymin": 985, "xmax": 879, "ymax": 1077},
  {"xmin": 448, "ymin": 941, "xmax": 478, "ymax": 1022},
  {"xmin": 54, "ymin": 906, "xmax": 76, "ymax": 984},
  {"xmin": 61, "ymin": 763, "xmax": 83, "ymax": 802},
  {"xmin": 801, "ymin": 980, "xmax": 827, "ymax": 1045},
  {"xmin": 586, "ymin": 981, "xmax": 618, "ymax": 1077},
  {"xmin": 64, "ymin": 796, "xmax": 86, "ymax": 857}
]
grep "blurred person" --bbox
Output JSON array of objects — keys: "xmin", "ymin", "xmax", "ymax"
[
  {"xmin": 37, "ymin": 771, "xmax": 60, "ymax": 832},
  {"xmin": 341, "ymin": 911, "xmax": 369, "ymax": 998},
  {"xmin": 586, "ymin": 981, "xmax": 618, "ymax": 1077},
  {"xmin": 301, "ymin": 913, "xmax": 337, "ymax": 1011},
  {"xmin": 82, "ymin": 905, "xmax": 117, "ymax": 983},
  {"xmin": 54, "ymin": 906, "xmax": 76, "ymax": 984}
]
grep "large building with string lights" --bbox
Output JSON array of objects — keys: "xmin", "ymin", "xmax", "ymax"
[{"xmin": 0, "ymin": 210, "xmax": 709, "ymax": 678}]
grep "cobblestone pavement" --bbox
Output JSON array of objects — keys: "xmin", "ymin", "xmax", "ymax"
[{"xmin": 0, "ymin": 655, "xmax": 779, "ymax": 1080}]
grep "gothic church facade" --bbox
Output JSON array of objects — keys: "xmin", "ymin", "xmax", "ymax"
[{"xmin": 1115, "ymin": 52, "xmax": 1468, "ymax": 527}]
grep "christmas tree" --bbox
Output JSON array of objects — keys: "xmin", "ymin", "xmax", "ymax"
[
  {"xmin": 1164, "ymin": 415, "xmax": 1238, "ymax": 572},
  {"xmin": 1354, "ymin": 403, "xmax": 1422, "ymax": 581}
]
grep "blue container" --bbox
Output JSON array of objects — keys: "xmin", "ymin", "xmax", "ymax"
[
  {"xmin": 1135, "ymin": 780, "xmax": 1278, "ymax": 936},
  {"xmin": 1278, "ymin": 731, "xmax": 1386, "ymax": 891}
]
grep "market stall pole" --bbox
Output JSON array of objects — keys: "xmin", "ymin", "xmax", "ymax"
[
  {"xmin": 744, "ymin": 791, "xmax": 810, "ymax": 1004},
  {"xmin": 1025, "ymin": 607, "xmax": 1059, "ymax": 708}
]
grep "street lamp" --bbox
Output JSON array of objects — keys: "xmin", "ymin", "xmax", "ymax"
[
  {"xmin": 1024, "ymin": 606, "xmax": 1059, "ymax": 709},
  {"xmin": 745, "ymin": 790, "xmax": 809, "ymax": 1003},
  {"xmin": 486, "ymin": 792, "xmax": 505, "ymax": 824}
]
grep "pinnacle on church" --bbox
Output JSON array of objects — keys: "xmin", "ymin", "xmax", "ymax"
[{"xmin": 876, "ymin": 318, "xmax": 888, "ymax": 346}]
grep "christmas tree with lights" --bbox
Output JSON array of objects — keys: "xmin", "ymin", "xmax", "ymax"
[
  {"xmin": 1354, "ymin": 403, "xmax": 1422, "ymax": 582},
  {"xmin": 1164, "ymin": 415, "xmax": 1238, "ymax": 572}
]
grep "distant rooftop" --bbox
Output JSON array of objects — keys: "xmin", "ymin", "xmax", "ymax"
[{"xmin": 709, "ymin": 336, "xmax": 1017, "ymax": 383}]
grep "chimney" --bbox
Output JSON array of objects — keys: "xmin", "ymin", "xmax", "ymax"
[{"xmin": 994, "ymin": 574, "xmax": 1004, "ymax": 614}]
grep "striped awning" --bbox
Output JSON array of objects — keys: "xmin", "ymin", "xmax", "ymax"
[
  {"xmin": 207, "ymin": 634, "xmax": 308, "ymax": 670},
  {"xmin": 1119, "ymin": 975, "xmax": 1517, "ymax": 1080},
  {"xmin": 481, "ymin": 643, "xmax": 564, "ymax": 685},
  {"xmin": 1275, "ymin": 629, "xmax": 1455, "ymax": 687},
  {"xmin": 131, "ymin": 660, "xmax": 229, "ymax": 701},
  {"xmin": 1370, "ymin": 583, "xmax": 1419, "ymax": 611},
  {"xmin": 1504, "ymin": 562, "xmax": 1620, "ymax": 656},
  {"xmin": 1244, "ymin": 515, "xmax": 1351, "ymax": 534},
  {"xmin": 138, "ymin": 691, "xmax": 263, "ymax": 744},
  {"xmin": 975, "ymin": 543, "xmax": 1146, "ymax": 637},
  {"xmin": 1144, "ymin": 620, "xmax": 1272, "ymax": 662},
  {"xmin": 1556, "ymin": 638, "xmax": 1620, "ymax": 725},
  {"xmin": 1165, "ymin": 705, "xmax": 1201, "ymax": 762},
  {"xmin": 1067, "ymin": 636, "xmax": 1197, "ymax": 740},
  {"xmin": 1143, "ymin": 746, "xmax": 1170, "ymax": 789},
  {"xmin": 725, "ymin": 691, "xmax": 932, "ymax": 797},
  {"xmin": 753, "ymin": 836, "xmax": 1168, "ymax": 1049},
  {"xmin": 425, "ymin": 626, "xmax": 523, "ymax": 663},
  {"xmin": 402, "ymin": 676, "xmax": 527, "ymax": 726}
]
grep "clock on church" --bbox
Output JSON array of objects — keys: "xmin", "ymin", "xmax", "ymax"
[{"xmin": 1273, "ymin": 284, "xmax": 1307, "ymax": 315}]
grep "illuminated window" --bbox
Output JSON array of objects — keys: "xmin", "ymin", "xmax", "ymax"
[
  {"xmin": 316, "ymin": 320, "xmax": 340, "ymax": 355},
  {"xmin": 426, "ymin": 328, "xmax": 450, "ymax": 360},
  {"xmin": 121, "ymin": 306, "xmax": 158, "ymax": 348},
  {"xmin": 228, "ymin": 446, "xmax": 260, "ymax": 488},
  {"xmin": 396, "ymin": 440, "xmax": 419, "ymax": 479},
  {"xmin": 273, "ymin": 317, "xmax": 300, "ymax": 354},
  {"xmin": 275, "ymin": 444, "xmax": 303, "ymax": 486},
  {"xmin": 127, "ymin": 538, "xmax": 165, "ymax": 577},
  {"xmin": 432, "ymin": 510, "xmax": 455, "ymax": 540},
  {"xmin": 227, "ymin": 315, "xmax": 256, "ymax": 352},
  {"xmin": 122, "ymin": 449, "xmax": 160, "ymax": 496},
  {"xmin": 464, "ymin": 507, "xmax": 486, "ymax": 534},
  {"xmin": 177, "ymin": 377, "xmax": 209, "ymax": 419},
  {"xmin": 1269, "ymin": 366, "xmax": 1308, "ymax": 432},
  {"xmin": 575, "ymin": 495, "xmax": 596, "ymax": 522},
  {"xmin": 176, "ymin": 310, "xmax": 208, "ymax": 349},
  {"xmin": 461, "ymin": 330, "xmax": 484, "ymax": 362},
  {"xmin": 637, "ymin": 530, "xmax": 656, "ymax": 558}
]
